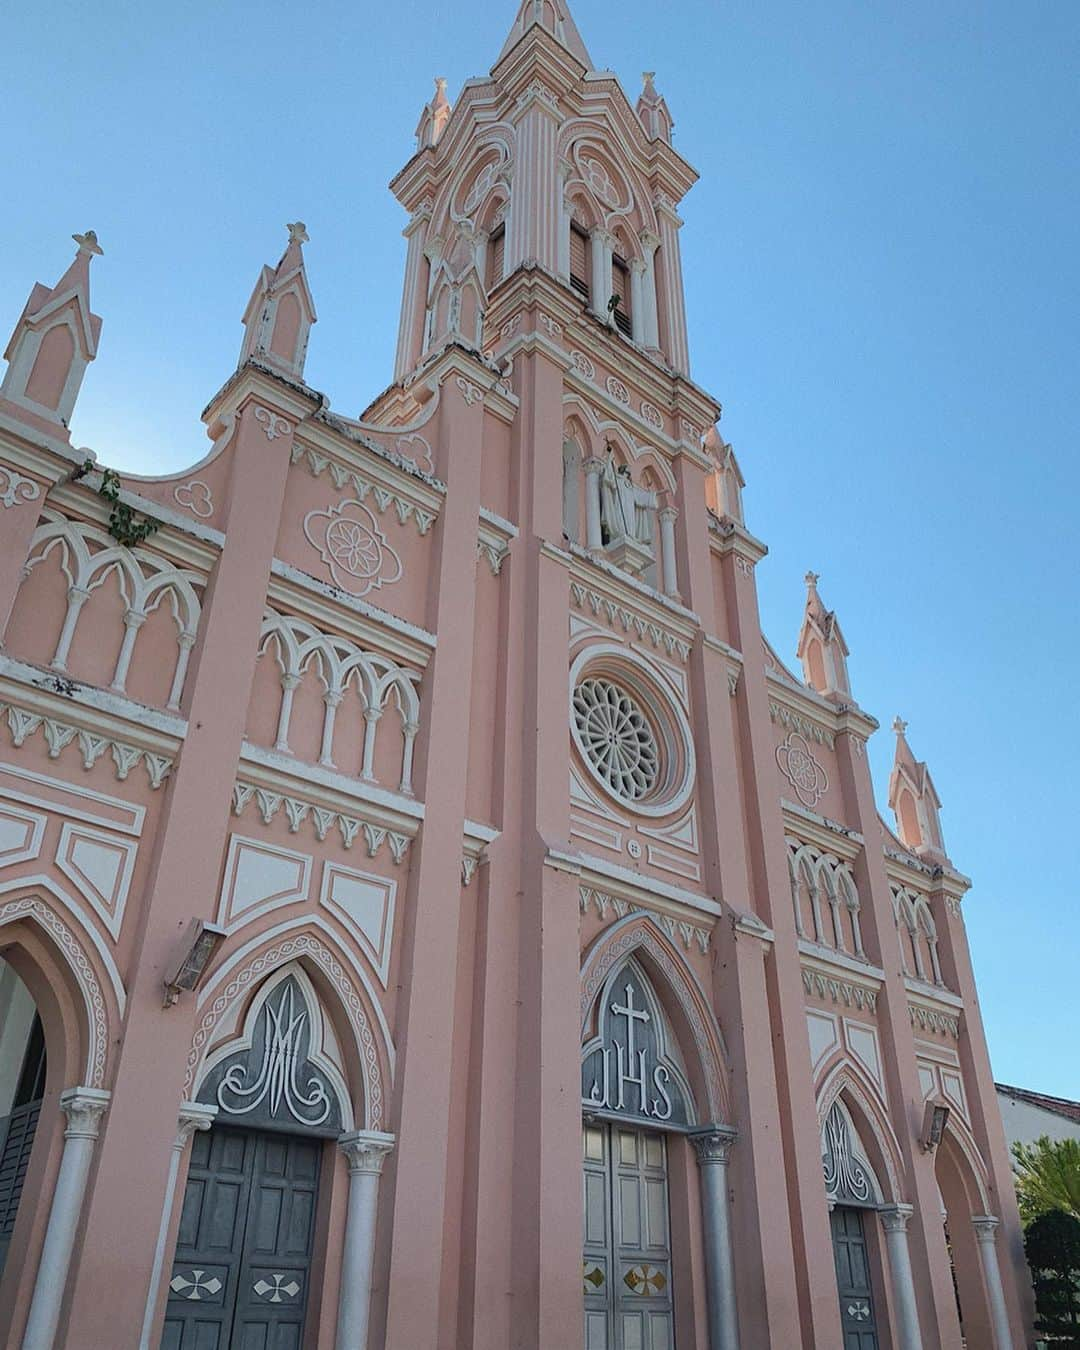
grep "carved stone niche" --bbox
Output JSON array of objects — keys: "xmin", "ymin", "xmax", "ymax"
[{"xmin": 196, "ymin": 972, "xmax": 345, "ymax": 1137}]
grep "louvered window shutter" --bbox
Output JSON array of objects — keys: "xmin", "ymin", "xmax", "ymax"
[
  {"xmin": 612, "ymin": 256, "xmax": 632, "ymax": 335},
  {"xmin": 570, "ymin": 224, "xmax": 590, "ymax": 300},
  {"xmin": 488, "ymin": 226, "xmax": 505, "ymax": 292}
]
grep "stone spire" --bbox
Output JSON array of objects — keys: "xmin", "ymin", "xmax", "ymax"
[
  {"xmin": 238, "ymin": 222, "xmax": 317, "ymax": 380},
  {"xmin": 796, "ymin": 572, "xmax": 851, "ymax": 699},
  {"xmin": 888, "ymin": 719, "xmax": 948, "ymax": 861},
  {"xmin": 1, "ymin": 231, "xmax": 103, "ymax": 430},
  {"xmin": 636, "ymin": 71, "xmax": 674, "ymax": 144},
  {"xmin": 415, "ymin": 77, "xmax": 452, "ymax": 150},
  {"xmin": 496, "ymin": 0, "xmax": 593, "ymax": 69}
]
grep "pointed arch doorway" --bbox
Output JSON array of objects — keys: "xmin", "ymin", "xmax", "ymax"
[{"xmin": 162, "ymin": 969, "xmax": 349, "ymax": 1350}]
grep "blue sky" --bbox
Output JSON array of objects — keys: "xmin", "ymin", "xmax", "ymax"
[{"xmin": 3, "ymin": 1, "xmax": 1077, "ymax": 1095}]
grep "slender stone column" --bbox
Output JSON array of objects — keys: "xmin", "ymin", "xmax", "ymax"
[
  {"xmin": 583, "ymin": 456, "xmax": 604, "ymax": 549},
  {"xmin": 590, "ymin": 231, "xmax": 614, "ymax": 320},
  {"xmin": 337, "ymin": 1131, "xmax": 395, "ymax": 1350},
  {"xmin": 394, "ymin": 204, "xmax": 432, "ymax": 381},
  {"xmin": 654, "ymin": 195, "xmax": 689, "ymax": 373},
  {"xmin": 629, "ymin": 260, "xmax": 646, "ymax": 343},
  {"xmin": 659, "ymin": 506, "xmax": 679, "ymax": 597},
  {"xmin": 640, "ymin": 231, "xmax": 661, "ymax": 352},
  {"xmin": 21, "ymin": 1086, "xmax": 111, "ymax": 1350},
  {"xmin": 138, "ymin": 1101, "xmax": 217, "ymax": 1350},
  {"xmin": 690, "ymin": 1126, "xmax": 740, "ymax": 1350},
  {"xmin": 972, "ymin": 1215, "xmax": 1015, "ymax": 1350},
  {"xmin": 879, "ymin": 1205, "xmax": 924, "ymax": 1350}
]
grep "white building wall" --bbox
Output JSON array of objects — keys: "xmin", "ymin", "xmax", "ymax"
[{"xmin": 996, "ymin": 1087, "xmax": 1080, "ymax": 1151}]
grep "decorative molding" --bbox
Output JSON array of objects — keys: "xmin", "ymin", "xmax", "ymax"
[
  {"xmin": 640, "ymin": 402, "xmax": 664, "ymax": 430},
  {"xmin": 173, "ymin": 480, "xmax": 214, "ymax": 519},
  {"xmin": 606, "ymin": 375, "xmax": 631, "ymax": 406},
  {"xmin": 802, "ymin": 965, "xmax": 878, "ymax": 1014},
  {"xmin": 769, "ymin": 701, "xmax": 835, "ymax": 749},
  {"xmin": 454, "ymin": 376, "xmax": 483, "ymax": 407},
  {"xmin": 734, "ymin": 556, "xmax": 754, "ymax": 577},
  {"xmin": 339, "ymin": 1129, "xmax": 395, "ymax": 1175},
  {"xmin": 232, "ymin": 779, "xmax": 411, "ymax": 864},
  {"xmin": 0, "ymin": 699, "xmax": 173, "ymax": 789},
  {"xmin": 908, "ymin": 1002, "xmax": 960, "ymax": 1039},
  {"xmin": 290, "ymin": 443, "xmax": 439, "ymax": 538},
  {"xmin": 777, "ymin": 732, "xmax": 829, "ymax": 809},
  {"xmin": 579, "ymin": 886, "xmax": 710, "ymax": 955},
  {"xmin": 689, "ymin": 1125, "xmax": 736, "ymax": 1166},
  {"xmin": 0, "ymin": 466, "xmax": 41, "ymax": 510},
  {"xmin": 570, "ymin": 581, "xmax": 691, "ymax": 663},
  {"xmin": 0, "ymin": 897, "xmax": 109, "ymax": 1086},
  {"xmin": 393, "ymin": 434, "xmax": 434, "ymax": 476},
  {"xmin": 945, "ymin": 895, "xmax": 963, "ymax": 919},
  {"xmin": 570, "ymin": 350, "xmax": 596, "ymax": 379},
  {"xmin": 302, "ymin": 498, "xmax": 403, "ymax": 598},
  {"xmin": 252, "ymin": 405, "xmax": 292, "ymax": 441},
  {"xmin": 185, "ymin": 932, "xmax": 386, "ymax": 1129},
  {"xmin": 537, "ymin": 313, "xmax": 563, "ymax": 340}
]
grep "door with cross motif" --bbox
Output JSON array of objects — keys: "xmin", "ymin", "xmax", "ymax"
[
  {"xmin": 161, "ymin": 1125, "xmax": 320, "ymax": 1350},
  {"xmin": 583, "ymin": 1120, "xmax": 675, "ymax": 1350},
  {"xmin": 831, "ymin": 1206, "xmax": 880, "ymax": 1350}
]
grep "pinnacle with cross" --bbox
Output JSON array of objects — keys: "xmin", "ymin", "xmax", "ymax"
[
  {"xmin": 805, "ymin": 571, "xmax": 820, "ymax": 589},
  {"xmin": 893, "ymin": 716, "xmax": 908, "ymax": 736},
  {"xmin": 286, "ymin": 221, "xmax": 309, "ymax": 245}
]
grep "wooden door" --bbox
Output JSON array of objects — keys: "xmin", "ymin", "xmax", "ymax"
[
  {"xmin": 583, "ymin": 1120, "xmax": 675, "ymax": 1350},
  {"xmin": 162, "ymin": 1126, "xmax": 320, "ymax": 1350},
  {"xmin": 832, "ymin": 1205, "xmax": 880, "ymax": 1350}
]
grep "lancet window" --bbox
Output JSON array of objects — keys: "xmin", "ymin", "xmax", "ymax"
[{"xmin": 786, "ymin": 839, "xmax": 865, "ymax": 960}]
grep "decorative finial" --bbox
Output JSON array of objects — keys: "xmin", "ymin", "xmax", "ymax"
[
  {"xmin": 804, "ymin": 571, "xmax": 820, "ymax": 588},
  {"xmin": 72, "ymin": 230, "xmax": 103, "ymax": 256},
  {"xmin": 643, "ymin": 71, "xmax": 657, "ymax": 91},
  {"xmin": 893, "ymin": 716, "xmax": 908, "ymax": 736},
  {"xmin": 286, "ymin": 222, "xmax": 309, "ymax": 245},
  {"xmin": 434, "ymin": 76, "xmax": 448, "ymax": 94}
]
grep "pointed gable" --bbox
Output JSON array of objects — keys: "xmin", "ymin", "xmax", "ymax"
[
  {"xmin": 1, "ymin": 230, "xmax": 103, "ymax": 429},
  {"xmin": 238, "ymin": 222, "xmax": 317, "ymax": 380},
  {"xmin": 796, "ymin": 572, "xmax": 851, "ymax": 698},
  {"xmin": 497, "ymin": 0, "xmax": 593, "ymax": 70},
  {"xmin": 888, "ymin": 719, "xmax": 948, "ymax": 861}
]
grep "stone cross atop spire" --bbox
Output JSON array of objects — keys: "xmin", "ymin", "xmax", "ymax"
[
  {"xmin": 415, "ymin": 77, "xmax": 452, "ymax": 150},
  {"xmin": 497, "ymin": 0, "xmax": 593, "ymax": 70},
  {"xmin": 636, "ymin": 71, "xmax": 674, "ymax": 143},
  {"xmin": 1, "ymin": 230, "xmax": 104, "ymax": 432},
  {"xmin": 238, "ymin": 222, "xmax": 317, "ymax": 381},
  {"xmin": 888, "ymin": 719, "xmax": 948, "ymax": 862},
  {"xmin": 796, "ymin": 572, "xmax": 851, "ymax": 700}
]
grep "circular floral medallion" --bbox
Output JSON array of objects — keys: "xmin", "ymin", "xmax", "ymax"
[
  {"xmin": 325, "ymin": 517, "xmax": 382, "ymax": 579},
  {"xmin": 572, "ymin": 677, "xmax": 659, "ymax": 802}
]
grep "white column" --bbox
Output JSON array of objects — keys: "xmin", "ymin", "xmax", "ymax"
[
  {"xmin": 690, "ymin": 1126, "xmax": 740, "ymax": 1350},
  {"xmin": 138, "ymin": 1101, "xmax": 218, "ymax": 1350},
  {"xmin": 51, "ymin": 585, "xmax": 90, "ymax": 671},
  {"xmin": 319, "ymin": 689, "xmax": 343, "ymax": 767},
  {"xmin": 583, "ymin": 457, "xmax": 604, "ymax": 550},
  {"xmin": 655, "ymin": 194, "xmax": 690, "ymax": 374},
  {"xmin": 21, "ymin": 1086, "xmax": 111, "ymax": 1350},
  {"xmin": 360, "ymin": 707, "xmax": 382, "ymax": 780},
  {"xmin": 590, "ymin": 231, "xmax": 613, "ymax": 320},
  {"xmin": 336, "ymin": 1129, "xmax": 395, "ymax": 1350},
  {"xmin": 274, "ymin": 673, "xmax": 302, "ymax": 752},
  {"xmin": 641, "ymin": 231, "xmax": 661, "ymax": 351},
  {"xmin": 166, "ymin": 629, "xmax": 196, "ymax": 712},
  {"xmin": 879, "ymin": 1204, "xmax": 924, "ymax": 1350},
  {"xmin": 630, "ymin": 261, "xmax": 645, "ymax": 343},
  {"xmin": 659, "ymin": 506, "xmax": 679, "ymax": 598},
  {"xmin": 110, "ymin": 608, "xmax": 146, "ymax": 693},
  {"xmin": 558, "ymin": 163, "xmax": 572, "ymax": 280},
  {"xmin": 394, "ymin": 205, "xmax": 432, "ymax": 381},
  {"xmin": 972, "ymin": 1215, "xmax": 1016, "ymax": 1350}
]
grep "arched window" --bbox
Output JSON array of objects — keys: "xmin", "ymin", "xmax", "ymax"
[
  {"xmin": 486, "ymin": 223, "xmax": 505, "ymax": 293},
  {"xmin": 611, "ymin": 252, "xmax": 632, "ymax": 335}
]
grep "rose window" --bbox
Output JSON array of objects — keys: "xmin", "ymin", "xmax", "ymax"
[{"xmin": 572, "ymin": 678, "xmax": 659, "ymax": 802}]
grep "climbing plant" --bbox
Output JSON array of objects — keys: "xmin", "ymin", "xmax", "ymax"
[{"xmin": 75, "ymin": 458, "xmax": 160, "ymax": 548}]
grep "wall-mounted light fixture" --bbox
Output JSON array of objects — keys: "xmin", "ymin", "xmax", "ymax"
[
  {"xmin": 163, "ymin": 919, "xmax": 226, "ymax": 1007},
  {"xmin": 920, "ymin": 1097, "xmax": 950, "ymax": 1152}
]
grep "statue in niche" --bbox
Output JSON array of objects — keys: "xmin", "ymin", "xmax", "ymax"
[{"xmin": 600, "ymin": 447, "xmax": 658, "ymax": 548}]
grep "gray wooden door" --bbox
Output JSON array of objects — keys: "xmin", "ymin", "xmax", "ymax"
[
  {"xmin": 162, "ymin": 1126, "xmax": 321, "ymax": 1350},
  {"xmin": 831, "ymin": 1206, "xmax": 880, "ymax": 1350},
  {"xmin": 583, "ymin": 1120, "xmax": 675, "ymax": 1350}
]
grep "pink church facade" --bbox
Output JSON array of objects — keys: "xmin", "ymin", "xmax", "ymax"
[{"xmin": 0, "ymin": 4, "xmax": 1032, "ymax": 1348}]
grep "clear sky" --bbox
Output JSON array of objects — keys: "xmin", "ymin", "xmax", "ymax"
[{"xmin": 3, "ymin": 1, "xmax": 1077, "ymax": 1096}]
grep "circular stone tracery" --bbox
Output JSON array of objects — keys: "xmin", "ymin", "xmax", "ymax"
[{"xmin": 572, "ymin": 677, "xmax": 659, "ymax": 802}]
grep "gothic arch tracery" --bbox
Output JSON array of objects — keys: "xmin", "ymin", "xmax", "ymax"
[{"xmin": 581, "ymin": 911, "xmax": 730, "ymax": 1124}]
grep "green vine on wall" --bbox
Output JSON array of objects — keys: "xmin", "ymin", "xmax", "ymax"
[{"xmin": 75, "ymin": 458, "xmax": 161, "ymax": 548}]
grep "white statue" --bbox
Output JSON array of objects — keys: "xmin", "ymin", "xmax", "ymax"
[{"xmin": 600, "ymin": 450, "xmax": 658, "ymax": 546}]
